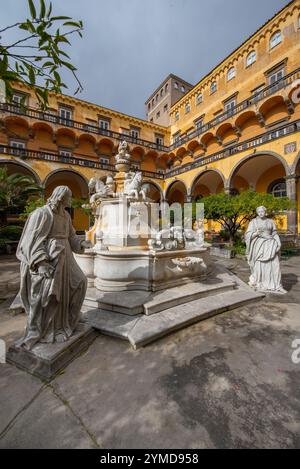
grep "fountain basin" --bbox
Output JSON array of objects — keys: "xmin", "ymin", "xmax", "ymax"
[{"xmin": 75, "ymin": 247, "xmax": 211, "ymax": 292}]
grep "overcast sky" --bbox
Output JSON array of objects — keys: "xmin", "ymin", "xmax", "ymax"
[{"xmin": 1, "ymin": 0, "xmax": 290, "ymax": 119}]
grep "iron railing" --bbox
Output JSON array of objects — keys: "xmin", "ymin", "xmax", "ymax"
[
  {"xmin": 0, "ymin": 103, "xmax": 169, "ymax": 153},
  {"xmin": 0, "ymin": 145, "xmax": 164, "ymax": 180},
  {"xmin": 169, "ymin": 67, "xmax": 300, "ymax": 150},
  {"xmin": 166, "ymin": 118, "xmax": 300, "ymax": 178}
]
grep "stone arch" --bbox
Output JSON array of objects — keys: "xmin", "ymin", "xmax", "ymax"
[
  {"xmin": 191, "ymin": 168, "xmax": 226, "ymax": 199},
  {"xmin": 165, "ymin": 179, "xmax": 188, "ymax": 205},
  {"xmin": 227, "ymin": 151, "xmax": 291, "ymax": 189},
  {"xmin": 143, "ymin": 180, "xmax": 163, "ymax": 202},
  {"xmin": 0, "ymin": 158, "xmax": 41, "ymax": 184},
  {"xmin": 43, "ymin": 169, "xmax": 89, "ymax": 231}
]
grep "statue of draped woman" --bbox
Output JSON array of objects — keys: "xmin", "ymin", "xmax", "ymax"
[
  {"xmin": 15, "ymin": 186, "xmax": 91, "ymax": 351},
  {"xmin": 245, "ymin": 206, "xmax": 286, "ymax": 294}
]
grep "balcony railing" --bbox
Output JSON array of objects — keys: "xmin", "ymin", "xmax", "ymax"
[
  {"xmin": 169, "ymin": 67, "xmax": 300, "ymax": 151},
  {"xmin": 0, "ymin": 103, "xmax": 169, "ymax": 153},
  {"xmin": 0, "ymin": 145, "xmax": 164, "ymax": 180},
  {"xmin": 0, "ymin": 67, "xmax": 299, "ymax": 157},
  {"xmin": 1, "ymin": 119, "xmax": 300, "ymax": 181},
  {"xmin": 166, "ymin": 118, "xmax": 300, "ymax": 178}
]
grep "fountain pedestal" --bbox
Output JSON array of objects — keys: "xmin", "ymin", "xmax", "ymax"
[{"xmin": 77, "ymin": 140, "xmax": 264, "ymax": 348}]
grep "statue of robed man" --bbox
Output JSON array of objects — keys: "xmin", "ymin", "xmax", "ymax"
[{"xmin": 15, "ymin": 186, "xmax": 91, "ymax": 350}]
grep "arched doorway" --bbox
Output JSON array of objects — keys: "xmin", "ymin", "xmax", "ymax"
[
  {"xmin": 191, "ymin": 170, "xmax": 225, "ymax": 200},
  {"xmin": 165, "ymin": 180, "xmax": 187, "ymax": 205},
  {"xmin": 0, "ymin": 160, "xmax": 42, "ymax": 226},
  {"xmin": 44, "ymin": 170, "xmax": 89, "ymax": 232},
  {"xmin": 228, "ymin": 152, "xmax": 289, "ymax": 231},
  {"xmin": 143, "ymin": 181, "xmax": 162, "ymax": 203}
]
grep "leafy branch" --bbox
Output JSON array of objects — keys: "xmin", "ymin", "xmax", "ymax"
[{"xmin": 0, "ymin": 0, "xmax": 84, "ymax": 109}]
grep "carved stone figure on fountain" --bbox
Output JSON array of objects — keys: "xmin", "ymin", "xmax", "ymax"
[
  {"xmin": 88, "ymin": 176, "xmax": 114, "ymax": 209},
  {"xmin": 123, "ymin": 171, "xmax": 149, "ymax": 200},
  {"xmin": 115, "ymin": 140, "xmax": 131, "ymax": 172}
]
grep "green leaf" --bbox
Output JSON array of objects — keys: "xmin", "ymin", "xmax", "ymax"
[
  {"xmin": 51, "ymin": 16, "xmax": 71, "ymax": 21},
  {"xmin": 63, "ymin": 21, "xmax": 81, "ymax": 28},
  {"xmin": 28, "ymin": 0, "xmax": 37, "ymax": 19},
  {"xmin": 40, "ymin": 0, "xmax": 46, "ymax": 18},
  {"xmin": 47, "ymin": 1, "xmax": 52, "ymax": 18}
]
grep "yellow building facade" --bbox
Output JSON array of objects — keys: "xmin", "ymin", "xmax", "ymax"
[{"xmin": 1, "ymin": 0, "xmax": 300, "ymax": 233}]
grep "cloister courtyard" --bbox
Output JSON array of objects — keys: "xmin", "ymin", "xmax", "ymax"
[{"xmin": 0, "ymin": 253, "xmax": 299, "ymax": 449}]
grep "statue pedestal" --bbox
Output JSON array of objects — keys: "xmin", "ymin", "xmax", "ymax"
[{"xmin": 6, "ymin": 323, "xmax": 97, "ymax": 380}]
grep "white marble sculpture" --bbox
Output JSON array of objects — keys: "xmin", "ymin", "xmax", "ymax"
[
  {"xmin": 88, "ymin": 176, "xmax": 114, "ymax": 208},
  {"xmin": 123, "ymin": 171, "xmax": 148, "ymax": 200},
  {"xmin": 245, "ymin": 206, "xmax": 286, "ymax": 294},
  {"xmin": 15, "ymin": 186, "xmax": 92, "ymax": 350},
  {"xmin": 116, "ymin": 140, "xmax": 131, "ymax": 165}
]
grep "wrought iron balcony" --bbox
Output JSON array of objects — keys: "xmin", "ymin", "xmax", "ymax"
[
  {"xmin": 166, "ymin": 118, "xmax": 300, "ymax": 177},
  {"xmin": 0, "ymin": 145, "xmax": 164, "ymax": 180},
  {"xmin": 0, "ymin": 103, "xmax": 169, "ymax": 153},
  {"xmin": 169, "ymin": 67, "xmax": 300, "ymax": 151}
]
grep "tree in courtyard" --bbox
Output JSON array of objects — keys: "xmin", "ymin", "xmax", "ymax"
[
  {"xmin": 0, "ymin": 167, "xmax": 43, "ymax": 224},
  {"xmin": 0, "ymin": 0, "xmax": 83, "ymax": 108},
  {"xmin": 199, "ymin": 191, "xmax": 294, "ymax": 244}
]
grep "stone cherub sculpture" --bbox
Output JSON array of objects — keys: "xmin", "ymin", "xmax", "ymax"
[
  {"xmin": 15, "ymin": 186, "xmax": 92, "ymax": 351},
  {"xmin": 245, "ymin": 206, "xmax": 286, "ymax": 294}
]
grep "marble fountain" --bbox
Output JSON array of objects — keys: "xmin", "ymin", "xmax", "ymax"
[{"xmin": 76, "ymin": 141, "xmax": 263, "ymax": 349}]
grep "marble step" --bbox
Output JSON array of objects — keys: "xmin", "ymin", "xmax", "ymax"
[
  {"xmin": 83, "ymin": 273, "xmax": 237, "ymax": 317},
  {"xmin": 83, "ymin": 287, "xmax": 264, "ymax": 349}
]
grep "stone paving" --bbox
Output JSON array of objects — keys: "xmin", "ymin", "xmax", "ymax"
[{"xmin": 0, "ymin": 255, "xmax": 300, "ymax": 448}]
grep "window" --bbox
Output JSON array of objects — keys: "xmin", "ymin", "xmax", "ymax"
[
  {"xmin": 227, "ymin": 67, "xmax": 236, "ymax": 81},
  {"xmin": 174, "ymin": 82, "xmax": 179, "ymax": 89},
  {"xmin": 99, "ymin": 118, "xmax": 110, "ymax": 131},
  {"xmin": 194, "ymin": 118, "xmax": 203, "ymax": 131},
  {"xmin": 270, "ymin": 30, "xmax": 282, "ymax": 49},
  {"xmin": 268, "ymin": 179, "xmax": 287, "ymax": 198},
  {"xmin": 163, "ymin": 103, "xmax": 168, "ymax": 112},
  {"xmin": 130, "ymin": 127, "xmax": 140, "ymax": 139},
  {"xmin": 155, "ymin": 134, "xmax": 164, "ymax": 146},
  {"xmin": 160, "ymin": 89, "xmax": 163, "ymax": 97},
  {"xmin": 246, "ymin": 50, "xmax": 256, "ymax": 67},
  {"xmin": 224, "ymin": 97, "xmax": 236, "ymax": 114},
  {"xmin": 100, "ymin": 157, "xmax": 109, "ymax": 165},
  {"xmin": 268, "ymin": 67, "xmax": 284, "ymax": 85},
  {"xmin": 173, "ymin": 133, "xmax": 180, "ymax": 144},
  {"xmin": 165, "ymin": 83, "xmax": 169, "ymax": 92},
  {"xmin": 148, "ymin": 103, "xmax": 151, "ymax": 111},
  {"xmin": 156, "ymin": 94, "xmax": 159, "ymax": 102},
  {"xmin": 150, "ymin": 117, "xmax": 153, "ymax": 123},
  {"xmin": 12, "ymin": 93, "xmax": 27, "ymax": 106},
  {"xmin": 59, "ymin": 148, "xmax": 72, "ymax": 158},
  {"xmin": 156, "ymin": 111, "xmax": 160, "ymax": 119},
  {"xmin": 196, "ymin": 93, "xmax": 203, "ymax": 105},
  {"xmin": 181, "ymin": 85, "xmax": 185, "ymax": 93},
  {"xmin": 152, "ymin": 99, "xmax": 154, "ymax": 107},
  {"xmin": 59, "ymin": 107, "xmax": 73, "ymax": 126},
  {"xmin": 185, "ymin": 102, "xmax": 191, "ymax": 114},
  {"xmin": 9, "ymin": 140, "xmax": 26, "ymax": 155},
  {"xmin": 210, "ymin": 82, "xmax": 217, "ymax": 94},
  {"xmin": 175, "ymin": 111, "xmax": 179, "ymax": 121}
]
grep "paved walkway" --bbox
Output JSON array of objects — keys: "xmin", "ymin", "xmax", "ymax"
[{"xmin": 0, "ymin": 255, "xmax": 300, "ymax": 448}]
